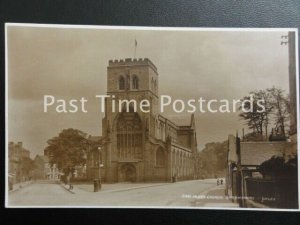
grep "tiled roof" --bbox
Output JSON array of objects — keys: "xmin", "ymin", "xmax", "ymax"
[{"xmin": 240, "ymin": 142, "xmax": 287, "ymax": 166}]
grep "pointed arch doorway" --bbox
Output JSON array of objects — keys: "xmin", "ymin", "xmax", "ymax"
[{"xmin": 119, "ymin": 163, "xmax": 137, "ymax": 182}]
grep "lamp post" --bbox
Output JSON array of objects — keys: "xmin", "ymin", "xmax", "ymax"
[{"xmin": 93, "ymin": 146, "xmax": 103, "ymax": 192}]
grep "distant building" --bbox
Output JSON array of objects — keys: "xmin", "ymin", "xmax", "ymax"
[
  {"xmin": 33, "ymin": 155, "xmax": 60, "ymax": 180},
  {"xmin": 8, "ymin": 142, "xmax": 32, "ymax": 184},
  {"xmin": 87, "ymin": 58, "xmax": 198, "ymax": 183}
]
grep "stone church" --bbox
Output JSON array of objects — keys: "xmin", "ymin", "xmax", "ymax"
[{"xmin": 88, "ymin": 58, "xmax": 198, "ymax": 183}]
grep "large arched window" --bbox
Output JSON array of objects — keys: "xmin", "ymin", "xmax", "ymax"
[
  {"xmin": 132, "ymin": 75, "xmax": 139, "ymax": 89},
  {"xmin": 156, "ymin": 148, "xmax": 165, "ymax": 167},
  {"xmin": 121, "ymin": 102, "xmax": 136, "ymax": 113},
  {"xmin": 119, "ymin": 76, "xmax": 125, "ymax": 90},
  {"xmin": 117, "ymin": 112, "xmax": 142, "ymax": 159}
]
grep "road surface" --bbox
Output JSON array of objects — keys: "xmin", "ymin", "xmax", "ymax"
[{"xmin": 8, "ymin": 179, "xmax": 238, "ymax": 208}]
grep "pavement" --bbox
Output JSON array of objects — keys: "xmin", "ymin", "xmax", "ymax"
[
  {"xmin": 60, "ymin": 183, "xmax": 76, "ymax": 194},
  {"xmin": 74, "ymin": 182, "xmax": 169, "ymax": 193},
  {"xmin": 191, "ymin": 186, "xmax": 239, "ymax": 208},
  {"xmin": 8, "ymin": 178, "xmax": 239, "ymax": 208},
  {"xmin": 9, "ymin": 180, "xmax": 33, "ymax": 193}
]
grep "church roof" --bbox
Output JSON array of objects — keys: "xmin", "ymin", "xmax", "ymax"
[
  {"xmin": 159, "ymin": 114, "xmax": 195, "ymax": 130},
  {"xmin": 88, "ymin": 135, "xmax": 102, "ymax": 142}
]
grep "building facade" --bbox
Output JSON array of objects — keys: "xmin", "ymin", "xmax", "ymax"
[
  {"xmin": 90, "ymin": 58, "xmax": 198, "ymax": 183},
  {"xmin": 8, "ymin": 142, "xmax": 32, "ymax": 184}
]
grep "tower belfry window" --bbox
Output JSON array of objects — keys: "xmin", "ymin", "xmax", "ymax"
[
  {"xmin": 132, "ymin": 75, "xmax": 139, "ymax": 89},
  {"xmin": 119, "ymin": 76, "xmax": 125, "ymax": 90},
  {"xmin": 151, "ymin": 78, "xmax": 154, "ymax": 91}
]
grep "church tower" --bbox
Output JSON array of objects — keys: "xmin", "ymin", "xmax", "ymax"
[{"xmin": 102, "ymin": 58, "xmax": 159, "ymax": 182}]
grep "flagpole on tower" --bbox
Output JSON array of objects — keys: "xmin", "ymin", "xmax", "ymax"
[{"xmin": 134, "ymin": 38, "xmax": 137, "ymax": 59}]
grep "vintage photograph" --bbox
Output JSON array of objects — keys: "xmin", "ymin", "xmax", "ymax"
[{"xmin": 5, "ymin": 24, "xmax": 299, "ymax": 210}]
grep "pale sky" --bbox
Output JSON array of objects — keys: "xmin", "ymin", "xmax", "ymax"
[{"xmin": 7, "ymin": 26, "xmax": 292, "ymax": 157}]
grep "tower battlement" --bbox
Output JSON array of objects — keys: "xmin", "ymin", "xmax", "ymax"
[{"xmin": 108, "ymin": 58, "xmax": 157, "ymax": 72}]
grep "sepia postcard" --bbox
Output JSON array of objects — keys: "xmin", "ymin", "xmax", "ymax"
[{"xmin": 5, "ymin": 24, "xmax": 300, "ymax": 210}]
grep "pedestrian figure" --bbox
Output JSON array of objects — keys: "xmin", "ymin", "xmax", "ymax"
[
  {"xmin": 217, "ymin": 179, "xmax": 219, "ymax": 186},
  {"xmin": 220, "ymin": 179, "xmax": 223, "ymax": 185}
]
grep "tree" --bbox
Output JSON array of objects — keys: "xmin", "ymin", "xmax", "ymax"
[
  {"xmin": 267, "ymin": 87, "xmax": 290, "ymax": 136},
  {"xmin": 196, "ymin": 141, "xmax": 228, "ymax": 178},
  {"xmin": 44, "ymin": 128, "xmax": 89, "ymax": 173},
  {"xmin": 257, "ymin": 90, "xmax": 273, "ymax": 137},
  {"xmin": 239, "ymin": 87, "xmax": 290, "ymax": 138},
  {"xmin": 239, "ymin": 90, "xmax": 272, "ymax": 135},
  {"xmin": 259, "ymin": 154, "xmax": 298, "ymax": 178}
]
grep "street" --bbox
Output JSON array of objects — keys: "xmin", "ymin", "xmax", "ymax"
[{"xmin": 8, "ymin": 179, "xmax": 238, "ymax": 208}]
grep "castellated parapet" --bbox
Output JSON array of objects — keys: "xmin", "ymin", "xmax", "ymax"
[{"xmin": 108, "ymin": 58, "xmax": 157, "ymax": 72}]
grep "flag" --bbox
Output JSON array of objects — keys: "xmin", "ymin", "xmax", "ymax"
[{"xmin": 134, "ymin": 39, "xmax": 137, "ymax": 58}]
